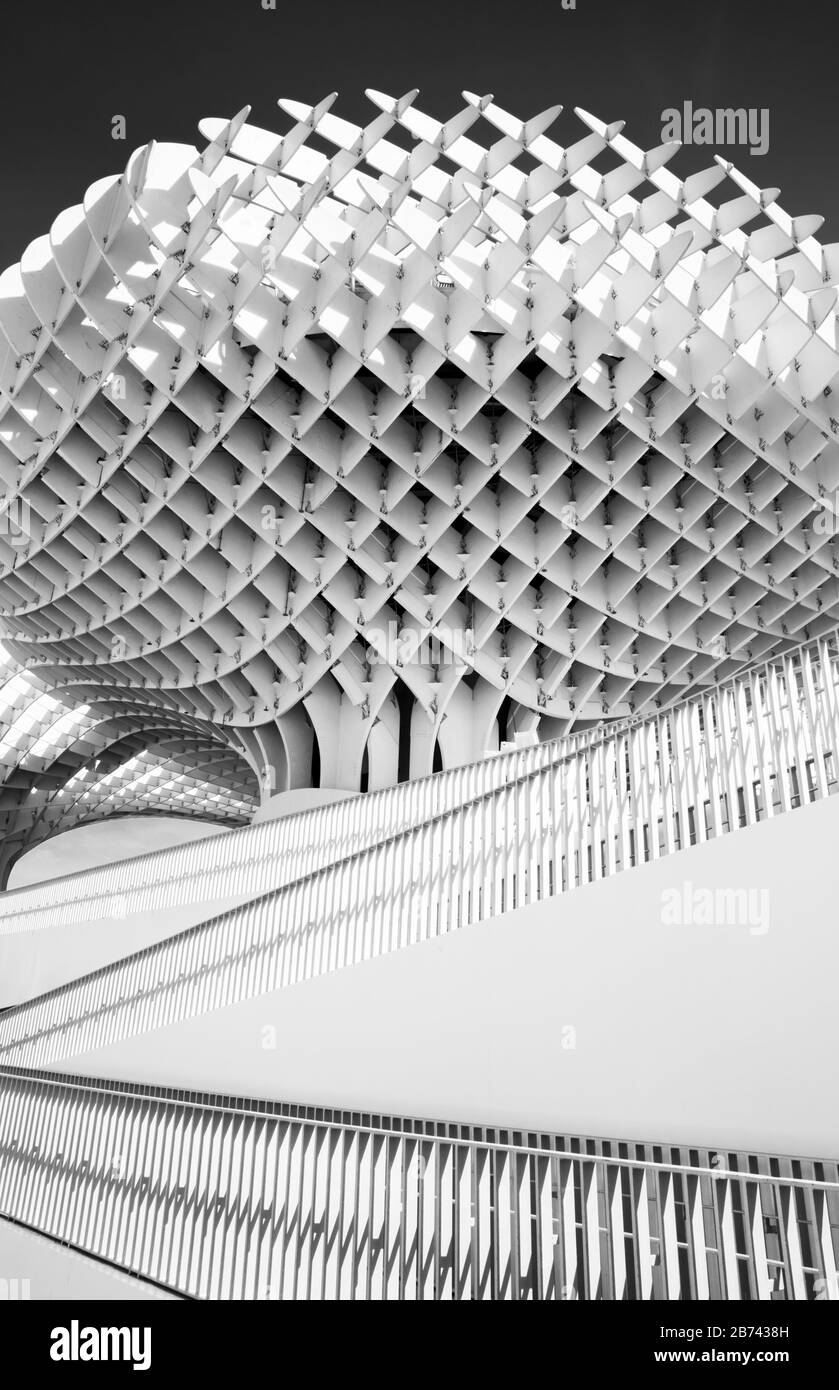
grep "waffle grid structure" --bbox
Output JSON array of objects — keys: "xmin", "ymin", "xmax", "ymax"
[
  {"xmin": 1, "ymin": 94, "xmax": 839, "ymax": 1301},
  {"xmin": 4, "ymin": 93, "xmax": 839, "ymax": 875}
]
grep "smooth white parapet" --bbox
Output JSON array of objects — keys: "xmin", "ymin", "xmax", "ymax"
[
  {"xmin": 252, "ymin": 787, "xmax": 356, "ymax": 822},
  {"xmin": 61, "ymin": 791, "xmax": 839, "ymax": 1160}
]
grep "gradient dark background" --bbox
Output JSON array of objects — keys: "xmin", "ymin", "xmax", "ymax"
[{"xmin": 1, "ymin": 0, "xmax": 837, "ymax": 269}]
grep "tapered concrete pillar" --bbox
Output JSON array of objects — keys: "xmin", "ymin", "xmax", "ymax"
[
  {"xmin": 276, "ymin": 707, "xmax": 313, "ymax": 789},
  {"xmin": 250, "ymin": 725, "xmax": 291, "ymax": 801},
  {"xmin": 364, "ymin": 695, "xmax": 400, "ymax": 790},
  {"xmin": 436, "ymin": 682, "xmax": 506, "ymax": 769},
  {"xmin": 409, "ymin": 697, "xmax": 438, "ymax": 781}
]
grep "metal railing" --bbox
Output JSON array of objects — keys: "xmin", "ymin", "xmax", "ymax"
[
  {"xmin": 2, "ymin": 626, "xmax": 838, "ymax": 939},
  {"xmin": 0, "ymin": 725, "xmax": 603, "ymax": 936},
  {"xmin": 0, "ymin": 1066, "xmax": 835, "ymax": 1301},
  {"xmin": 1, "ymin": 630, "xmax": 838, "ymax": 1070}
]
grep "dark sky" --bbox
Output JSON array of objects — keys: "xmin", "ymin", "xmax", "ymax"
[{"xmin": 1, "ymin": 0, "xmax": 837, "ymax": 269}]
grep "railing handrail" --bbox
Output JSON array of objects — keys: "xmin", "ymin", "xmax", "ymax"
[
  {"xmin": 0, "ymin": 621, "xmax": 835, "ymax": 927},
  {"xmin": 0, "ymin": 1065, "xmax": 834, "ymax": 1189},
  {"xmin": 0, "ymin": 620, "xmax": 836, "ymax": 1060}
]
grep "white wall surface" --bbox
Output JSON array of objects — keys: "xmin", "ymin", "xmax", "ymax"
[
  {"xmin": 58, "ymin": 792, "xmax": 839, "ymax": 1160},
  {"xmin": 252, "ymin": 787, "xmax": 355, "ymax": 822},
  {"xmin": 0, "ymin": 1219, "xmax": 179, "ymax": 1300},
  {"xmin": 7, "ymin": 816, "xmax": 227, "ymax": 890},
  {"xmin": 0, "ymin": 891, "xmax": 257, "ymax": 1008}
]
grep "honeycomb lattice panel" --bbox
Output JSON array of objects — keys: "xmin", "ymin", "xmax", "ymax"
[{"xmin": 2, "ymin": 91, "xmax": 839, "ymax": 864}]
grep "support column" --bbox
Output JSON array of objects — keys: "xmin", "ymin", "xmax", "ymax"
[
  {"xmin": 276, "ymin": 705, "xmax": 314, "ymax": 789},
  {"xmin": 249, "ymin": 725, "xmax": 291, "ymax": 801},
  {"xmin": 409, "ymin": 696, "xmax": 438, "ymax": 781},
  {"xmin": 364, "ymin": 694, "xmax": 400, "ymax": 790}
]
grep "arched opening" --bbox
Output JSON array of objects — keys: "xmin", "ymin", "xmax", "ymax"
[
  {"xmin": 497, "ymin": 693, "xmax": 512, "ymax": 746},
  {"xmin": 359, "ymin": 742, "xmax": 369, "ymax": 793},
  {"xmin": 432, "ymin": 739, "xmax": 443, "ymax": 774},
  {"xmin": 308, "ymin": 710, "xmax": 321, "ymax": 787},
  {"xmin": 395, "ymin": 680, "xmax": 414, "ymax": 783}
]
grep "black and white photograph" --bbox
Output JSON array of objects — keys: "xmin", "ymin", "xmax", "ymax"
[{"xmin": 0, "ymin": 0, "xmax": 836, "ymax": 1360}]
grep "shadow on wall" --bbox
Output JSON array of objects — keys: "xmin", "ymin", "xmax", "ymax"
[{"xmin": 6, "ymin": 817, "xmax": 228, "ymax": 891}]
